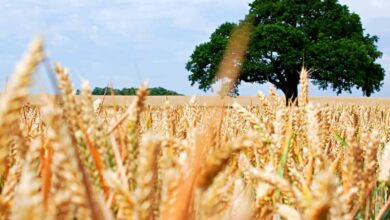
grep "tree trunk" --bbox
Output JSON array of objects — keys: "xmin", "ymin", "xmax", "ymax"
[{"xmin": 282, "ymin": 83, "xmax": 298, "ymax": 106}]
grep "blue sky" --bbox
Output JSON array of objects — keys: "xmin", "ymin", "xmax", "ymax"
[{"xmin": 0, "ymin": 0, "xmax": 389, "ymax": 97}]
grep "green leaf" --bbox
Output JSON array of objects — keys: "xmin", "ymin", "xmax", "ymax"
[
  {"xmin": 277, "ymin": 133, "xmax": 294, "ymax": 176},
  {"xmin": 334, "ymin": 131, "xmax": 348, "ymax": 148}
]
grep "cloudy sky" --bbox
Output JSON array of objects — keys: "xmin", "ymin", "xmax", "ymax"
[{"xmin": 0, "ymin": 0, "xmax": 389, "ymax": 97}]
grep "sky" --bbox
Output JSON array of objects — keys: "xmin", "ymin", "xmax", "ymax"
[{"xmin": 0, "ymin": 0, "xmax": 389, "ymax": 97}]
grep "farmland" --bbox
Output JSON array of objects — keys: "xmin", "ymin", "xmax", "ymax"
[
  {"xmin": 1, "ymin": 38, "xmax": 390, "ymax": 220},
  {"xmin": 26, "ymin": 95, "xmax": 390, "ymax": 107}
]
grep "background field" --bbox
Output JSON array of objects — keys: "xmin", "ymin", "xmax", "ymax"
[{"xmin": 27, "ymin": 95, "xmax": 390, "ymax": 106}]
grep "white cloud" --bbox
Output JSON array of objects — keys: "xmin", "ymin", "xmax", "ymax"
[
  {"xmin": 340, "ymin": 0, "xmax": 390, "ymax": 20},
  {"xmin": 9, "ymin": 1, "xmax": 388, "ymax": 46},
  {"xmin": 0, "ymin": 0, "xmax": 251, "ymax": 45}
]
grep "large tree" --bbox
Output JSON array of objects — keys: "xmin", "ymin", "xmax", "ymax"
[{"xmin": 186, "ymin": 0, "xmax": 385, "ymax": 103}]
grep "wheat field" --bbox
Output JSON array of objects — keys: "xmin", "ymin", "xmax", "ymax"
[
  {"xmin": 25, "ymin": 95, "xmax": 390, "ymax": 107},
  {"xmin": 1, "ymin": 38, "xmax": 390, "ymax": 220}
]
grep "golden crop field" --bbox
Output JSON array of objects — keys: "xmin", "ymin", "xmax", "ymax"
[
  {"xmin": 25, "ymin": 96, "xmax": 390, "ymax": 107},
  {"xmin": 1, "ymin": 38, "xmax": 390, "ymax": 220}
]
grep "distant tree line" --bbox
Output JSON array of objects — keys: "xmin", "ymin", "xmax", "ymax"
[{"xmin": 76, "ymin": 87, "xmax": 183, "ymax": 96}]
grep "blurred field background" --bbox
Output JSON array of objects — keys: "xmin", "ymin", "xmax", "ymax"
[{"xmin": 26, "ymin": 95, "xmax": 390, "ymax": 106}]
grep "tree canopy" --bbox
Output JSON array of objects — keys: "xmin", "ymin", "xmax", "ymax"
[{"xmin": 186, "ymin": 0, "xmax": 385, "ymax": 103}]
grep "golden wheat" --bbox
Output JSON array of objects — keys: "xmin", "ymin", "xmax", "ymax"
[{"xmin": 0, "ymin": 38, "xmax": 389, "ymax": 220}]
